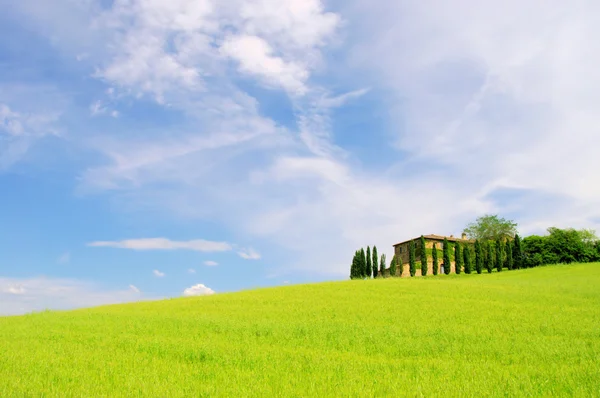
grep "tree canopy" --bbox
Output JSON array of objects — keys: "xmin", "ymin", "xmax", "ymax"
[{"xmin": 463, "ymin": 214, "xmax": 518, "ymax": 241}]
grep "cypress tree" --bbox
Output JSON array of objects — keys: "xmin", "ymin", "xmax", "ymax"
[
  {"xmin": 420, "ymin": 236, "xmax": 428, "ymax": 276},
  {"xmin": 475, "ymin": 240, "xmax": 483, "ymax": 274},
  {"xmin": 366, "ymin": 246, "xmax": 372, "ymax": 278},
  {"xmin": 432, "ymin": 243, "xmax": 439, "ymax": 275},
  {"xmin": 389, "ymin": 255, "xmax": 397, "ymax": 277},
  {"xmin": 513, "ymin": 234, "xmax": 523, "ymax": 269},
  {"xmin": 372, "ymin": 246, "xmax": 378, "ymax": 278},
  {"xmin": 486, "ymin": 241, "xmax": 494, "ymax": 273},
  {"xmin": 409, "ymin": 240, "xmax": 417, "ymax": 277},
  {"xmin": 506, "ymin": 240, "xmax": 513, "ymax": 270},
  {"xmin": 398, "ymin": 255, "xmax": 405, "ymax": 277},
  {"xmin": 350, "ymin": 251, "xmax": 357, "ymax": 279},
  {"xmin": 495, "ymin": 238, "xmax": 503, "ymax": 272},
  {"xmin": 380, "ymin": 254, "xmax": 386, "ymax": 278},
  {"xmin": 360, "ymin": 248, "xmax": 367, "ymax": 278},
  {"xmin": 455, "ymin": 242, "xmax": 463, "ymax": 274},
  {"xmin": 464, "ymin": 245, "xmax": 472, "ymax": 274},
  {"xmin": 443, "ymin": 238, "xmax": 451, "ymax": 275}
]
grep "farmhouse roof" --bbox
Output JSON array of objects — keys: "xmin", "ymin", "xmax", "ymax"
[{"xmin": 393, "ymin": 234, "xmax": 475, "ymax": 247}]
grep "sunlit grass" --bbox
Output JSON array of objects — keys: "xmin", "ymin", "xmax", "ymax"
[{"xmin": 1, "ymin": 264, "xmax": 599, "ymax": 397}]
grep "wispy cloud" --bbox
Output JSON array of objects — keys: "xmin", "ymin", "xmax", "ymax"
[
  {"xmin": 4, "ymin": 285, "xmax": 26, "ymax": 295},
  {"xmin": 89, "ymin": 100, "xmax": 119, "ymax": 118},
  {"xmin": 152, "ymin": 270, "xmax": 165, "ymax": 278},
  {"xmin": 0, "ymin": 277, "xmax": 146, "ymax": 316},
  {"xmin": 183, "ymin": 283, "xmax": 215, "ymax": 297},
  {"xmin": 0, "ymin": 101, "xmax": 60, "ymax": 170},
  {"xmin": 203, "ymin": 260, "xmax": 218, "ymax": 267},
  {"xmin": 237, "ymin": 247, "xmax": 261, "ymax": 260},
  {"xmin": 129, "ymin": 285, "xmax": 141, "ymax": 294},
  {"xmin": 57, "ymin": 252, "xmax": 70, "ymax": 265},
  {"xmin": 88, "ymin": 238, "xmax": 232, "ymax": 252},
  {"xmin": 188, "ymin": 268, "xmax": 196, "ymax": 274}
]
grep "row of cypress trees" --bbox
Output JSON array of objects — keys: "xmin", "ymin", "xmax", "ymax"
[
  {"xmin": 350, "ymin": 234, "xmax": 526, "ymax": 279},
  {"xmin": 350, "ymin": 246, "xmax": 387, "ymax": 279},
  {"xmin": 428, "ymin": 234, "xmax": 525, "ymax": 275}
]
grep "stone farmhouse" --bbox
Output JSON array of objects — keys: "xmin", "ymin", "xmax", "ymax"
[{"xmin": 392, "ymin": 234, "xmax": 474, "ymax": 277}]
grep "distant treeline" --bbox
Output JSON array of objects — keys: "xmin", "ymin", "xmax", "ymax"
[
  {"xmin": 350, "ymin": 227, "xmax": 600, "ymax": 279},
  {"xmin": 522, "ymin": 227, "xmax": 600, "ymax": 266}
]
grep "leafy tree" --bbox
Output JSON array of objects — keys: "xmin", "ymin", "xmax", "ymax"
[
  {"xmin": 454, "ymin": 242, "xmax": 463, "ymax": 274},
  {"xmin": 475, "ymin": 240, "xmax": 483, "ymax": 274},
  {"xmin": 366, "ymin": 246, "xmax": 372, "ymax": 278},
  {"xmin": 495, "ymin": 238, "xmax": 503, "ymax": 272},
  {"xmin": 506, "ymin": 240, "xmax": 513, "ymax": 270},
  {"xmin": 485, "ymin": 241, "xmax": 494, "ymax": 273},
  {"xmin": 349, "ymin": 251, "xmax": 356, "ymax": 279},
  {"xmin": 432, "ymin": 243, "xmax": 439, "ymax": 275},
  {"xmin": 372, "ymin": 246, "xmax": 378, "ymax": 278},
  {"xmin": 379, "ymin": 253, "xmax": 386, "ymax": 278},
  {"xmin": 389, "ymin": 255, "xmax": 397, "ymax": 277},
  {"xmin": 513, "ymin": 234, "xmax": 523, "ymax": 269},
  {"xmin": 463, "ymin": 214, "xmax": 518, "ymax": 241},
  {"xmin": 464, "ymin": 245, "xmax": 472, "ymax": 274},
  {"xmin": 420, "ymin": 236, "xmax": 428, "ymax": 276},
  {"xmin": 546, "ymin": 227, "xmax": 599, "ymax": 263},
  {"xmin": 409, "ymin": 241, "xmax": 417, "ymax": 277},
  {"xmin": 443, "ymin": 238, "xmax": 451, "ymax": 275}
]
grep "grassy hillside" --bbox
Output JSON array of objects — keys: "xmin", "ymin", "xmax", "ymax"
[{"xmin": 1, "ymin": 264, "xmax": 599, "ymax": 397}]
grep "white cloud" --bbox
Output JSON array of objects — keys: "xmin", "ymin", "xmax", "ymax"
[
  {"xmin": 0, "ymin": 104, "xmax": 24, "ymax": 136},
  {"xmin": 88, "ymin": 238, "xmax": 233, "ymax": 252},
  {"xmin": 221, "ymin": 35, "xmax": 309, "ymax": 95},
  {"xmin": 188, "ymin": 268, "xmax": 196, "ymax": 274},
  {"xmin": 0, "ymin": 277, "xmax": 146, "ymax": 316},
  {"xmin": 5, "ymin": 285, "xmax": 26, "ymax": 295},
  {"xmin": 90, "ymin": 100, "xmax": 106, "ymax": 116},
  {"xmin": 129, "ymin": 284, "xmax": 141, "ymax": 293},
  {"xmin": 153, "ymin": 270, "xmax": 165, "ymax": 278},
  {"xmin": 315, "ymin": 88, "xmax": 370, "ymax": 109},
  {"xmin": 238, "ymin": 247, "xmax": 261, "ymax": 260},
  {"xmin": 0, "ymin": 100, "xmax": 60, "ymax": 170},
  {"xmin": 203, "ymin": 260, "xmax": 218, "ymax": 266},
  {"xmin": 183, "ymin": 283, "xmax": 215, "ymax": 297},
  {"xmin": 57, "ymin": 252, "xmax": 70, "ymax": 265}
]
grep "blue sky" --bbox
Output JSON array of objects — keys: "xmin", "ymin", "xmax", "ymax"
[{"xmin": 2, "ymin": 0, "xmax": 600, "ymax": 315}]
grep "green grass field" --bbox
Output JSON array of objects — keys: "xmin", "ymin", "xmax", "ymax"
[{"xmin": 1, "ymin": 264, "xmax": 599, "ymax": 397}]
